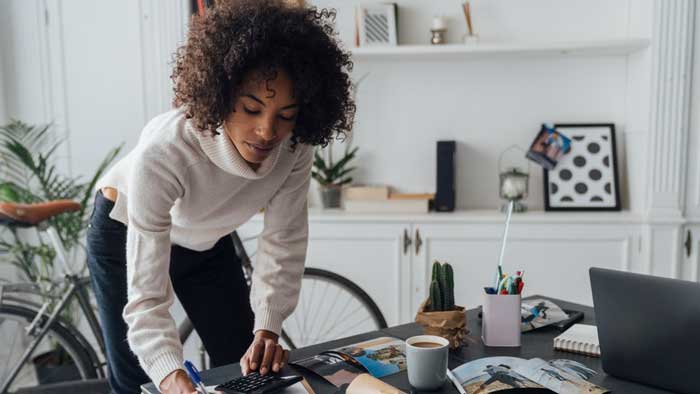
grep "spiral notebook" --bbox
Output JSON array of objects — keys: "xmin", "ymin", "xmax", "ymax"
[{"xmin": 553, "ymin": 324, "xmax": 601, "ymax": 357}]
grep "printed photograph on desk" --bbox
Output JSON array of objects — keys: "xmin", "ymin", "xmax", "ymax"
[
  {"xmin": 520, "ymin": 299, "xmax": 570, "ymax": 332},
  {"xmin": 292, "ymin": 336, "xmax": 406, "ymax": 387},
  {"xmin": 335, "ymin": 336, "xmax": 407, "ymax": 377},
  {"xmin": 293, "ymin": 353, "xmax": 365, "ymax": 387},
  {"xmin": 451, "ymin": 357, "xmax": 608, "ymax": 394}
]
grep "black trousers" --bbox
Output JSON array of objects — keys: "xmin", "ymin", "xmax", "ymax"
[{"xmin": 86, "ymin": 191, "xmax": 254, "ymax": 394}]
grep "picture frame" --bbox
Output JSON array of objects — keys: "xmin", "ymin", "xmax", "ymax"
[
  {"xmin": 543, "ymin": 124, "xmax": 621, "ymax": 211},
  {"xmin": 356, "ymin": 3, "xmax": 398, "ymax": 47}
]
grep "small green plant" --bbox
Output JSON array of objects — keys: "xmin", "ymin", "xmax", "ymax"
[
  {"xmin": 311, "ymin": 144, "xmax": 358, "ymax": 187},
  {"xmin": 428, "ymin": 261, "xmax": 456, "ymax": 311}
]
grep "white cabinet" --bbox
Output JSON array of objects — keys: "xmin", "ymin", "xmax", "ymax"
[
  {"xmin": 302, "ymin": 221, "xmax": 409, "ymax": 327},
  {"xmin": 238, "ymin": 211, "xmax": 644, "ymax": 327},
  {"xmin": 681, "ymin": 226, "xmax": 700, "ymax": 282},
  {"xmin": 413, "ymin": 222, "xmax": 641, "ymax": 313},
  {"xmin": 236, "ymin": 218, "xmax": 411, "ymax": 326}
]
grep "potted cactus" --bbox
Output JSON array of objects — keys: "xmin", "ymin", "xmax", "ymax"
[{"xmin": 415, "ymin": 261, "xmax": 468, "ymax": 348}]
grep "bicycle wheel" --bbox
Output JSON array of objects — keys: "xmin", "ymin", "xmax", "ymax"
[
  {"xmin": 0, "ymin": 304, "xmax": 98, "ymax": 393},
  {"xmin": 280, "ymin": 268, "xmax": 387, "ymax": 350}
]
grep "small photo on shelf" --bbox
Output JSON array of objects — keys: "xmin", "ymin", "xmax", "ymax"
[
  {"xmin": 526, "ymin": 124, "xmax": 572, "ymax": 171},
  {"xmin": 544, "ymin": 124, "xmax": 621, "ymax": 211}
]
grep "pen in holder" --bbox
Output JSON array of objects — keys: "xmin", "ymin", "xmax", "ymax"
[
  {"xmin": 482, "ymin": 293, "xmax": 521, "ymax": 347},
  {"xmin": 482, "ymin": 199, "xmax": 522, "ymax": 347}
]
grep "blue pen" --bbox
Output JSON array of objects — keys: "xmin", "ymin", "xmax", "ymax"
[{"xmin": 184, "ymin": 360, "xmax": 209, "ymax": 394}]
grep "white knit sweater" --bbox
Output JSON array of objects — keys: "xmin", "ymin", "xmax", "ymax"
[{"xmin": 95, "ymin": 109, "xmax": 311, "ymax": 386}]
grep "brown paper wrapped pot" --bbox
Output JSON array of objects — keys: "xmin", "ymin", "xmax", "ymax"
[{"xmin": 414, "ymin": 299, "xmax": 468, "ymax": 349}]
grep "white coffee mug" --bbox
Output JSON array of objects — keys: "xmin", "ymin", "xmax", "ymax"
[{"xmin": 406, "ymin": 335, "xmax": 449, "ymax": 391}]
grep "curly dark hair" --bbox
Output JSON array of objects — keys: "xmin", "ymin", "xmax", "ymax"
[{"xmin": 171, "ymin": 0, "xmax": 355, "ymax": 147}]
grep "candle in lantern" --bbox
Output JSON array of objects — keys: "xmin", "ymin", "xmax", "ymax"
[
  {"xmin": 501, "ymin": 177, "xmax": 522, "ymax": 199},
  {"xmin": 499, "ymin": 168, "xmax": 529, "ymax": 212},
  {"xmin": 432, "ymin": 16, "xmax": 447, "ymax": 31},
  {"xmin": 498, "ymin": 146, "xmax": 530, "ymax": 213}
]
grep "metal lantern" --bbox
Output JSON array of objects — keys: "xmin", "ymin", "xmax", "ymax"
[{"xmin": 498, "ymin": 145, "xmax": 530, "ymax": 213}]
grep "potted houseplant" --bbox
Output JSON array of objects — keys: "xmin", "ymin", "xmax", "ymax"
[
  {"xmin": 311, "ymin": 145, "xmax": 358, "ymax": 208},
  {"xmin": 309, "ymin": 72, "xmax": 367, "ymax": 209},
  {"xmin": 415, "ymin": 261, "xmax": 468, "ymax": 349},
  {"xmin": 0, "ymin": 120, "xmax": 120, "ymax": 383}
]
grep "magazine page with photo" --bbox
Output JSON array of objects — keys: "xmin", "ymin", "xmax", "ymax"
[
  {"xmin": 520, "ymin": 299, "xmax": 570, "ymax": 332},
  {"xmin": 334, "ymin": 336, "xmax": 407, "ymax": 377},
  {"xmin": 292, "ymin": 337, "xmax": 407, "ymax": 388},
  {"xmin": 452, "ymin": 357, "xmax": 608, "ymax": 394},
  {"xmin": 293, "ymin": 353, "xmax": 367, "ymax": 387}
]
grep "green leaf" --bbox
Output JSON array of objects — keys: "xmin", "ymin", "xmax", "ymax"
[
  {"xmin": 336, "ymin": 177, "xmax": 353, "ymax": 186},
  {"xmin": 334, "ymin": 167, "xmax": 356, "ymax": 181},
  {"xmin": 313, "ymin": 150, "xmax": 327, "ymax": 171},
  {"xmin": 329, "ymin": 146, "xmax": 358, "ymax": 173}
]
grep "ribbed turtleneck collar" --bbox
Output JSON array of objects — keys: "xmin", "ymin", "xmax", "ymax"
[{"xmin": 194, "ymin": 125, "xmax": 286, "ymax": 180}]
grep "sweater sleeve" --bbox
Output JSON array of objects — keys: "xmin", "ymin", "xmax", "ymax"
[
  {"xmin": 122, "ymin": 149, "xmax": 185, "ymax": 387},
  {"xmin": 250, "ymin": 144, "xmax": 313, "ymax": 335}
]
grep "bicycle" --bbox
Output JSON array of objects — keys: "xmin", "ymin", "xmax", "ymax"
[{"xmin": 0, "ymin": 200, "xmax": 387, "ymax": 393}]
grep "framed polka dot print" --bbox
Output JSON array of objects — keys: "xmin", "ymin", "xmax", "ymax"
[{"xmin": 544, "ymin": 124, "xmax": 621, "ymax": 211}]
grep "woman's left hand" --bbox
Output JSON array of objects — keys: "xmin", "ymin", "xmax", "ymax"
[{"xmin": 240, "ymin": 330, "xmax": 289, "ymax": 376}]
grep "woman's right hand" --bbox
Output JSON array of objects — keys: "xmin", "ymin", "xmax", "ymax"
[{"xmin": 159, "ymin": 369, "xmax": 197, "ymax": 394}]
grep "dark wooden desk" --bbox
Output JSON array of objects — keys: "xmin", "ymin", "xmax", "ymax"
[{"xmin": 142, "ymin": 296, "xmax": 675, "ymax": 394}]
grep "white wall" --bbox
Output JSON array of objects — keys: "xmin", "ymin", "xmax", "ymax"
[
  {"xmin": 0, "ymin": 45, "xmax": 7, "ymax": 124},
  {"xmin": 59, "ymin": 1, "xmax": 146, "ymax": 175},
  {"xmin": 0, "ymin": 0, "xmax": 186, "ymax": 179},
  {"xmin": 309, "ymin": 0, "xmax": 652, "ymax": 212},
  {"xmin": 1, "ymin": 1, "xmax": 49, "ymax": 125}
]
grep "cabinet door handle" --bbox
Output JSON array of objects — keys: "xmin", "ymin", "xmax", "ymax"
[
  {"xmin": 403, "ymin": 229, "xmax": 412, "ymax": 255},
  {"xmin": 415, "ymin": 228, "xmax": 423, "ymax": 255},
  {"xmin": 685, "ymin": 230, "xmax": 692, "ymax": 257}
]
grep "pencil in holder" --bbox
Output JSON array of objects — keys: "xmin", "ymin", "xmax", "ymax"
[{"xmin": 482, "ymin": 293, "xmax": 521, "ymax": 347}]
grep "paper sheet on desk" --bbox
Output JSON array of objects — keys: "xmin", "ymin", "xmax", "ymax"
[{"xmin": 205, "ymin": 380, "xmax": 314, "ymax": 394}]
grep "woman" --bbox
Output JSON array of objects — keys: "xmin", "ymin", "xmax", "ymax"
[{"xmin": 86, "ymin": 1, "xmax": 354, "ymax": 393}]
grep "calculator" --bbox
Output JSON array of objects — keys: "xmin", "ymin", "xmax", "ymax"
[{"xmin": 214, "ymin": 372, "xmax": 303, "ymax": 394}]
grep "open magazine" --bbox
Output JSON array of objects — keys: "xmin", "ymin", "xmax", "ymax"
[
  {"xmin": 452, "ymin": 357, "xmax": 608, "ymax": 394},
  {"xmin": 292, "ymin": 336, "xmax": 406, "ymax": 388}
]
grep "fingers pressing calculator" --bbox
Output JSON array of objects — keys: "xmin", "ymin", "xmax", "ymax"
[{"xmin": 214, "ymin": 372, "xmax": 303, "ymax": 394}]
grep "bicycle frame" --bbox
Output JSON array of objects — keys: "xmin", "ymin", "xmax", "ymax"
[
  {"xmin": 0, "ymin": 225, "xmax": 107, "ymax": 393},
  {"xmin": 2, "ymin": 223, "xmax": 207, "ymax": 392}
]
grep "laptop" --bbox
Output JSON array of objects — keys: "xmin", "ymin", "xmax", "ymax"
[{"xmin": 590, "ymin": 267, "xmax": 700, "ymax": 394}]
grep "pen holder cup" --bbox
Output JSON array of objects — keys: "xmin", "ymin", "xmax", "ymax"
[{"xmin": 482, "ymin": 293, "xmax": 521, "ymax": 347}]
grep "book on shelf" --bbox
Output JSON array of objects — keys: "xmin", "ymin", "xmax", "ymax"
[
  {"xmin": 344, "ymin": 185, "xmax": 390, "ymax": 201},
  {"xmin": 343, "ymin": 193, "xmax": 434, "ymax": 213},
  {"xmin": 451, "ymin": 356, "xmax": 608, "ymax": 394},
  {"xmin": 553, "ymin": 324, "xmax": 601, "ymax": 357}
]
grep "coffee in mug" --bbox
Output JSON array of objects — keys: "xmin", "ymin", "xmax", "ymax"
[
  {"xmin": 410, "ymin": 341, "xmax": 442, "ymax": 348},
  {"xmin": 406, "ymin": 335, "xmax": 449, "ymax": 390}
]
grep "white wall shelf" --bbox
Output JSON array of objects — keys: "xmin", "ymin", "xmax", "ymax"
[{"xmin": 350, "ymin": 39, "xmax": 650, "ymax": 61}]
